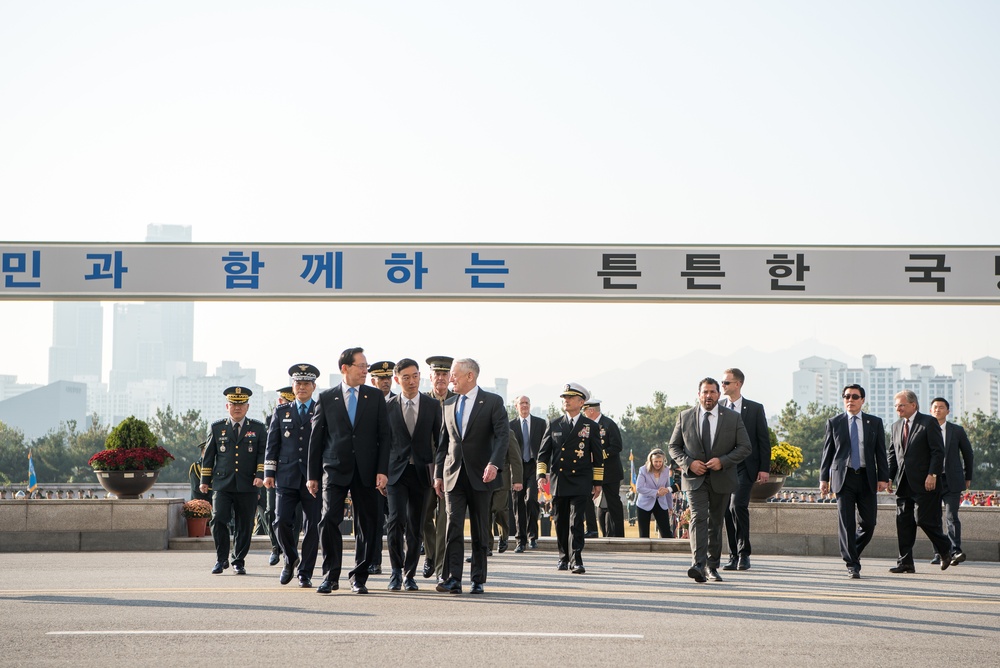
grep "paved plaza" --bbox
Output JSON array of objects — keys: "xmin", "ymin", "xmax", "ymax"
[{"xmin": 2, "ymin": 548, "xmax": 998, "ymax": 667}]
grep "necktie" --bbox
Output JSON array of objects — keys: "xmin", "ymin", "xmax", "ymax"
[
  {"xmin": 404, "ymin": 399, "xmax": 417, "ymax": 436},
  {"xmin": 701, "ymin": 411, "xmax": 712, "ymax": 459},
  {"xmin": 299, "ymin": 403, "xmax": 307, "ymax": 420},
  {"xmin": 849, "ymin": 415, "xmax": 860, "ymax": 470},
  {"xmin": 347, "ymin": 387, "xmax": 357, "ymax": 426},
  {"xmin": 901, "ymin": 419, "xmax": 909, "ymax": 456},
  {"xmin": 234, "ymin": 421, "xmax": 241, "ymax": 441},
  {"xmin": 521, "ymin": 418, "xmax": 531, "ymax": 462},
  {"xmin": 456, "ymin": 395, "xmax": 467, "ymax": 437}
]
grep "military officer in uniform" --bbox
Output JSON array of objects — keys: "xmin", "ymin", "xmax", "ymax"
[
  {"xmin": 189, "ymin": 440, "xmax": 211, "ymax": 503},
  {"xmin": 583, "ymin": 398, "xmax": 625, "ymax": 537},
  {"xmin": 421, "ymin": 355, "xmax": 455, "ymax": 582},
  {"xmin": 363, "ymin": 360, "xmax": 396, "ymax": 575},
  {"xmin": 537, "ymin": 383, "xmax": 604, "ymax": 574},
  {"xmin": 200, "ymin": 387, "xmax": 266, "ymax": 575},
  {"xmin": 265, "ymin": 365, "xmax": 321, "ymax": 588},
  {"xmin": 260, "ymin": 386, "xmax": 294, "ymax": 566}
]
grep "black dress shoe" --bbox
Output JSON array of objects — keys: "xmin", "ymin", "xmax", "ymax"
[
  {"xmin": 737, "ymin": 557, "xmax": 750, "ymax": 571},
  {"xmin": 889, "ymin": 564, "xmax": 916, "ymax": 573},
  {"xmin": 298, "ymin": 575, "xmax": 313, "ymax": 588},
  {"xmin": 403, "ymin": 577, "xmax": 419, "ymax": 591},
  {"xmin": 422, "ymin": 561, "xmax": 434, "ymax": 578},
  {"xmin": 687, "ymin": 566, "xmax": 707, "ymax": 583},
  {"xmin": 436, "ymin": 578, "xmax": 462, "ymax": 594},
  {"xmin": 707, "ymin": 568, "xmax": 723, "ymax": 582},
  {"xmin": 211, "ymin": 561, "xmax": 229, "ymax": 575},
  {"xmin": 514, "ymin": 543, "xmax": 525, "ymax": 553},
  {"xmin": 847, "ymin": 568, "xmax": 860, "ymax": 579},
  {"xmin": 350, "ymin": 579, "xmax": 369, "ymax": 594},
  {"xmin": 269, "ymin": 551, "xmax": 281, "ymax": 567},
  {"xmin": 940, "ymin": 557, "xmax": 950, "ymax": 571},
  {"xmin": 930, "ymin": 554, "xmax": 942, "ymax": 565},
  {"xmin": 556, "ymin": 560, "xmax": 569, "ymax": 571},
  {"xmin": 470, "ymin": 583, "xmax": 485, "ymax": 594},
  {"xmin": 583, "ymin": 530, "xmax": 599, "ymax": 538},
  {"xmin": 419, "ymin": 544, "xmax": 425, "ymax": 555},
  {"xmin": 529, "ymin": 538, "xmax": 537, "ymax": 549},
  {"xmin": 951, "ymin": 550, "xmax": 967, "ymax": 565},
  {"xmin": 387, "ymin": 570, "xmax": 402, "ymax": 591},
  {"xmin": 571, "ymin": 562, "xmax": 586, "ymax": 574},
  {"xmin": 722, "ymin": 558, "xmax": 738, "ymax": 571},
  {"xmin": 233, "ymin": 563, "xmax": 247, "ymax": 575},
  {"xmin": 316, "ymin": 579, "xmax": 338, "ymax": 594},
  {"xmin": 487, "ymin": 549, "xmax": 493, "ymax": 556},
  {"xmin": 498, "ymin": 541, "xmax": 508, "ymax": 553},
  {"xmin": 368, "ymin": 565, "xmax": 382, "ymax": 575},
  {"xmin": 280, "ymin": 558, "xmax": 300, "ymax": 585},
  {"xmin": 465, "ymin": 556, "xmax": 473, "ymax": 563}
]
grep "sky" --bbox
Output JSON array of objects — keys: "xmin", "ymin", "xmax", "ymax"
[{"xmin": 2, "ymin": 2, "xmax": 999, "ymax": 419}]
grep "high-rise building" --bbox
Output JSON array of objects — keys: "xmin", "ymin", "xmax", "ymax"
[{"xmin": 48, "ymin": 302, "xmax": 103, "ymax": 384}]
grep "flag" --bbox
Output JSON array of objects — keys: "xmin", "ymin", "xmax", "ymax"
[
  {"xmin": 27, "ymin": 451, "xmax": 38, "ymax": 493},
  {"xmin": 629, "ymin": 449, "xmax": 636, "ymax": 493}
]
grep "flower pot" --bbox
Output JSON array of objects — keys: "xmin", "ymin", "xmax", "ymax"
[
  {"xmin": 186, "ymin": 517, "xmax": 209, "ymax": 538},
  {"xmin": 93, "ymin": 470, "xmax": 159, "ymax": 499},
  {"xmin": 750, "ymin": 474, "xmax": 786, "ymax": 502}
]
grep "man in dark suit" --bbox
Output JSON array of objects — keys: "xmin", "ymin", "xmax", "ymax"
[
  {"xmin": 719, "ymin": 368, "xmax": 771, "ymax": 571},
  {"xmin": 264, "ymin": 364, "xmax": 321, "ymax": 588},
  {"xmin": 583, "ymin": 398, "xmax": 625, "ymax": 538},
  {"xmin": 929, "ymin": 397, "xmax": 974, "ymax": 566},
  {"xmin": 200, "ymin": 387, "xmax": 266, "ymax": 575},
  {"xmin": 307, "ymin": 347, "xmax": 391, "ymax": 595},
  {"xmin": 537, "ymin": 383, "xmax": 605, "ymax": 573},
  {"xmin": 888, "ymin": 390, "xmax": 953, "ymax": 573},
  {"xmin": 384, "ymin": 358, "xmax": 441, "ymax": 592},
  {"xmin": 433, "ymin": 358, "xmax": 508, "ymax": 595},
  {"xmin": 510, "ymin": 395, "xmax": 546, "ymax": 552},
  {"xmin": 819, "ymin": 384, "xmax": 889, "ymax": 578},
  {"xmin": 667, "ymin": 378, "xmax": 751, "ymax": 584}
]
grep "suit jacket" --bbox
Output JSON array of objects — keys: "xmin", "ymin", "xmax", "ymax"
[
  {"xmin": 536, "ymin": 414, "xmax": 605, "ymax": 497},
  {"xmin": 941, "ymin": 421, "xmax": 974, "ymax": 493},
  {"xmin": 889, "ymin": 411, "xmax": 944, "ymax": 492},
  {"xmin": 635, "ymin": 466, "xmax": 673, "ymax": 512},
  {"xmin": 265, "ymin": 402, "xmax": 314, "ymax": 489},
  {"xmin": 500, "ymin": 430, "xmax": 524, "ymax": 492},
  {"xmin": 819, "ymin": 411, "xmax": 889, "ymax": 494},
  {"xmin": 435, "ymin": 387, "xmax": 509, "ymax": 493},
  {"xmin": 386, "ymin": 393, "xmax": 442, "ymax": 487},
  {"xmin": 595, "ymin": 414, "xmax": 624, "ymax": 485},
  {"xmin": 201, "ymin": 418, "xmax": 266, "ymax": 493},
  {"xmin": 725, "ymin": 398, "xmax": 771, "ymax": 479},
  {"xmin": 667, "ymin": 406, "xmax": 751, "ymax": 494},
  {"xmin": 307, "ymin": 384, "xmax": 390, "ymax": 487},
  {"xmin": 510, "ymin": 414, "xmax": 546, "ymax": 461}
]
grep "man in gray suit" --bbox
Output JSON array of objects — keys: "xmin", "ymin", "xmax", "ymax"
[{"xmin": 668, "ymin": 378, "xmax": 751, "ymax": 583}]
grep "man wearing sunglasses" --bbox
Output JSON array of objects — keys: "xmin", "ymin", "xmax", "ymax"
[{"xmin": 819, "ymin": 384, "xmax": 889, "ymax": 579}]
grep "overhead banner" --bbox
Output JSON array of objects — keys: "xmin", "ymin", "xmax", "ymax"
[{"xmin": 1, "ymin": 242, "xmax": 998, "ymax": 303}]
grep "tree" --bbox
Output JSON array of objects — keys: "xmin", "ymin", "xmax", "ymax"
[
  {"xmin": 960, "ymin": 410, "xmax": 1000, "ymax": 490},
  {"xmin": 0, "ymin": 421, "xmax": 28, "ymax": 485},
  {"xmin": 150, "ymin": 405, "xmax": 208, "ymax": 483},
  {"xmin": 774, "ymin": 400, "xmax": 839, "ymax": 486},
  {"xmin": 619, "ymin": 392, "xmax": 689, "ymax": 469}
]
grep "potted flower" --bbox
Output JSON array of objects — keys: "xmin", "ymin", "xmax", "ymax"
[
  {"xmin": 90, "ymin": 416, "xmax": 174, "ymax": 499},
  {"xmin": 182, "ymin": 499, "xmax": 213, "ymax": 537},
  {"xmin": 750, "ymin": 441, "xmax": 803, "ymax": 501}
]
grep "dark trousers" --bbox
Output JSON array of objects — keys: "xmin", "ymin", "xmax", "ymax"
[
  {"xmin": 211, "ymin": 489, "xmax": 257, "ymax": 566},
  {"xmin": 356, "ymin": 491, "xmax": 386, "ymax": 568},
  {"xmin": 552, "ymin": 495, "xmax": 588, "ymax": 564},
  {"xmin": 600, "ymin": 483, "xmax": 625, "ymax": 537},
  {"xmin": 687, "ymin": 476, "xmax": 729, "ymax": 569},
  {"xmin": 941, "ymin": 490, "xmax": 963, "ymax": 553},
  {"xmin": 512, "ymin": 460, "xmax": 539, "ymax": 544},
  {"xmin": 584, "ymin": 496, "xmax": 598, "ymax": 533},
  {"xmin": 318, "ymin": 468, "xmax": 378, "ymax": 585},
  {"xmin": 724, "ymin": 465, "xmax": 754, "ymax": 559},
  {"xmin": 834, "ymin": 469, "xmax": 878, "ymax": 571},
  {"xmin": 894, "ymin": 475, "xmax": 952, "ymax": 566},
  {"xmin": 274, "ymin": 481, "xmax": 320, "ymax": 577},
  {"xmin": 490, "ymin": 485, "xmax": 512, "ymax": 549},
  {"xmin": 443, "ymin": 466, "xmax": 492, "ymax": 584},
  {"xmin": 637, "ymin": 504, "xmax": 672, "ymax": 538},
  {"xmin": 387, "ymin": 465, "xmax": 430, "ymax": 578}
]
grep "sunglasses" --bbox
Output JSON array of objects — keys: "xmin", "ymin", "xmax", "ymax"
[{"xmin": 843, "ymin": 394, "xmax": 862, "ymax": 400}]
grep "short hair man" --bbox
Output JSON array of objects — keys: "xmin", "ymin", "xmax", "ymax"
[
  {"xmin": 369, "ymin": 361, "xmax": 396, "ymax": 401},
  {"xmin": 582, "ymin": 398, "xmax": 625, "ymax": 538},
  {"xmin": 421, "ymin": 355, "xmax": 455, "ymax": 581},
  {"xmin": 819, "ymin": 384, "xmax": 889, "ymax": 578},
  {"xmin": 200, "ymin": 387, "xmax": 266, "ymax": 575},
  {"xmin": 888, "ymin": 390, "xmax": 953, "ymax": 573},
  {"xmin": 510, "ymin": 395, "xmax": 547, "ymax": 552},
  {"xmin": 929, "ymin": 397, "xmax": 974, "ymax": 566},
  {"xmin": 667, "ymin": 378, "xmax": 751, "ymax": 583}
]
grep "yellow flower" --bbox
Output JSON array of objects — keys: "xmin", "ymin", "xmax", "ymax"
[{"xmin": 770, "ymin": 442, "xmax": 803, "ymax": 476}]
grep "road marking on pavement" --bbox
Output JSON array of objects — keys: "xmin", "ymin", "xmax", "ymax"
[{"xmin": 47, "ymin": 630, "xmax": 644, "ymax": 639}]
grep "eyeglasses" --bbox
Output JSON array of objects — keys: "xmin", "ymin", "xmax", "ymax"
[
  {"xmin": 348, "ymin": 362, "xmax": 368, "ymax": 369},
  {"xmin": 843, "ymin": 394, "xmax": 862, "ymax": 400}
]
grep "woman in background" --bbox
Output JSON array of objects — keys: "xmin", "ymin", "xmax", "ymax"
[{"xmin": 635, "ymin": 448, "xmax": 675, "ymax": 538}]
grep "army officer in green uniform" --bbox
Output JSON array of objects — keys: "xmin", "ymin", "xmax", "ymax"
[{"xmin": 200, "ymin": 387, "xmax": 266, "ymax": 575}]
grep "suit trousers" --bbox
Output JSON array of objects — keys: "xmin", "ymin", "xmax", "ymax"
[
  {"xmin": 319, "ymin": 467, "xmax": 379, "ymax": 585},
  {"xmin": 512, "ymin": 460, "xmax": 539, "ymax": 544},
  {"xmin": 585, "ymin": 496, "xmax": 598, "ymax": 533},
  {"xmin": 490, "ymin": 485, "xmax": 512, "ymax": 549},
  {"xmin": 941, "ymin": 490, "xmax": 963, "ymax": 552},
  {"xmin": 387, "ymin": 465, "xmax": 430, "ymax": 578},
  {"xmin": 600, "ymin": 484, "xmax": 625, "ymax": 537},
  {"xmin": 254, "ymin": 487, "xmax": 280, "ymax": 552},
  {"xmin": 894, "ymin": 475, "xmax": 952, "ymax": 566},
  {"xmin": 211, "ymin": 489, "xmax": 257, "ymax": 566},
  {"xmin": 443, "ymin": 466, "xmax": 492, "ymax": 584},
  {"xmin": 834, "ymin": 468, "xmax": 878, "ymax": 571},
  {"xmin": 274, "ymin": 481, "xmax": 320, "ymax": 577},
  {"xmin": 686, "ymin": 474, "xmax": 730, "ymax": 569},
  {"xmin": 356, "ymin": 492, "xmax": 386, "ymax": 568},
  {"xmin": 724, "ymin": 465, "xmax": 754, "ymax": 559},
  {"xmin": 421, "ymin": 488, "xmax": 449, "ymax": 579},
  {"xmin": 552, "ymin": 494, "xmax": 589, "ymax": 563}
]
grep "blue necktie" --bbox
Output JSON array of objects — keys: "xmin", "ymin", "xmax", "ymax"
[
  {"xmin": 849, "ymin": 415, "xmax": 860, "ymax": 470},
  {"xmin": 521, "ymin": 418, "xmax": 531, "ymax": 462},
  {"xmin": 456, "ymin": 395, "xmax": 467, "ymax": 437},
  {"xmin": 347, "ymin": 388, "xmax": 357, "ymax": 426},
  {"xmin": 299, "ymin": 403, "xmax": 307, "ymax": 420}
]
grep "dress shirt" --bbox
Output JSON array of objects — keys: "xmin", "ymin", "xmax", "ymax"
[
  {"xmin": 698, "ymin": 406, "xmax": 720, "ymax": 446},
  {"xmin": 846, "ymin": 410, "xmax": 866, "ymax": 466}
]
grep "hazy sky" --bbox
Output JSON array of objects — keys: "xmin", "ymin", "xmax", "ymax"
[{"xmin": 2, "ymin": 2, "xmax": 999, "ymax": 417}]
